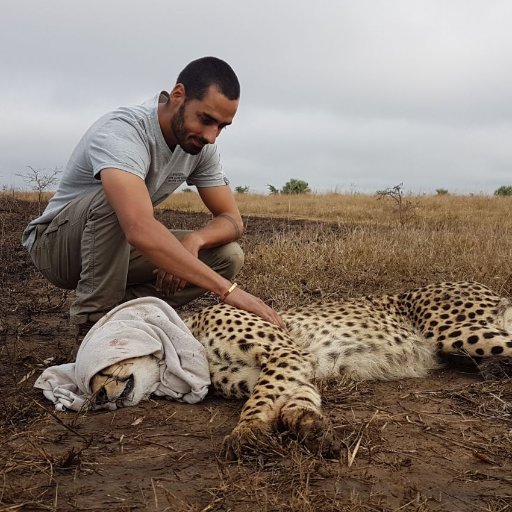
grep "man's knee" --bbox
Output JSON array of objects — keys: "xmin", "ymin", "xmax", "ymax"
[
  {"xmin": 205, "ymin": 242, "xmax": 244, "ymax": 279},
  {"xmin": 225, "ymin": 242, "xmax": 245, "ymax": 277}
]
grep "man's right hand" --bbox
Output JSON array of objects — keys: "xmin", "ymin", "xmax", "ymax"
[{"xmin": 222, "ymin": 287, "xmax": 286, "ymax": 329}]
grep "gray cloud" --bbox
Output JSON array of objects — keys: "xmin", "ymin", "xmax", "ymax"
[{"xmin": 2, "ymin": 0, "xmax": 511, "ymax": 194}]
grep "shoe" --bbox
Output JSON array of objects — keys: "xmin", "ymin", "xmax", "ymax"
[{"xmin": 71, "ymin": 321, "xmax": 97, "ymax": 344}]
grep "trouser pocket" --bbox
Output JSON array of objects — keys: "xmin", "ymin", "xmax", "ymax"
[{"xmin": 31, "ymin": 217, "xmax": 75, "ymax": 289}]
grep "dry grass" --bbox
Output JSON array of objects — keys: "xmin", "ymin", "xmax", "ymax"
[
  {"xmin": 167, "ymin": 193, "xmax": 511, "ymax": 309},
  {"xmin": 2, "ymin": 193, "xmax": 512, "ymax": 511},
  {"xmin": 160, "ymin": 191, "xmax": 512, "ymax": 305},
  {"xmin": 1, "ymin": 190, "xmax": 54, "ymax": 203},
  {"xmin": 160, "ymin": 191, "xmax": 512, "ymax": 228},
  {"xmin": 7, "ymin": 190, "xmax": 511, "ymax": 226},
  {"xmin": 241, "ymin": 224, "xmax": 505, "ymax": 308}
]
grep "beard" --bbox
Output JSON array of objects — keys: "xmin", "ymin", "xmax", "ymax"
[{"xmin": 171, "ymin": 103, "xmax": 207, "ymax": 155}]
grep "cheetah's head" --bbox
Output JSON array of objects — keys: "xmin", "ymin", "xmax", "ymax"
[{"xmin": 90, "ymin": 355, "xmax": 160, "ymax": 410}]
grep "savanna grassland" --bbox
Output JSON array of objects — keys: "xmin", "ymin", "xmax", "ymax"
[
  {"xmin": 1, "ymin": 191, "xmax": 511, "ymax": 512},
  {"xmin": 163, "ymin": 191, "xmax": 512, "ymax": 304}
]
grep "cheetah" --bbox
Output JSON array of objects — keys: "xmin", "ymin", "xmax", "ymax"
[{"xmin": 91, "ymin": 281, "xmax": 512, "ymax": 457}]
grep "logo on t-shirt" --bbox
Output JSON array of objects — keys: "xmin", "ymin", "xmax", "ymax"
[{"xmin": 166, "ymin": 173, "xmax": 187, "ymax": 184}]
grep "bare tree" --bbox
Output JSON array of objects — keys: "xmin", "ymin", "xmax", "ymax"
[
  {"xmin": 376, "ymin": 182, "xmax": 418, "ymax": 227},
  {"xmin": 16, "ymin": 165, "xmax": 61, "ymax": 213}
]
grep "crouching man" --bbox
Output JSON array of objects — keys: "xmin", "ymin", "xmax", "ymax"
[{"xmin": 22, "ymin": 56, "xmax": 284, "ymax": 335}]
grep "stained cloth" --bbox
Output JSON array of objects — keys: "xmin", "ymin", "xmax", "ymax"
[{"xmin": 34, "ymin": 297, "xmax": 210, "ymax": 411}]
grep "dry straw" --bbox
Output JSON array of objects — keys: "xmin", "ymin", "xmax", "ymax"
[{"xmin": 158, "ymin": 192, "xmax": 512, "ymax": 308}]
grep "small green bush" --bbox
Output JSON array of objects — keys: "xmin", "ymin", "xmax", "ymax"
[
  {"xmin": 267, "ymin": 184, "xmax": 280, "ymax": 195},
  {"xmin": 281, "ymin": 179, "xmax": 311, "ymax": 195},
  {"xmin": 494, "ymin": 185, "xmax": 512, "ymax": 196}
]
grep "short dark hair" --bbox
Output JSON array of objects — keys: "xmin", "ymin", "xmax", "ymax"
[{"xmin": 176, "ymin": 57, "xmax": 240, "ymax": 101}]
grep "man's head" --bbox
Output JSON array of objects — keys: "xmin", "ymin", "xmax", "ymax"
[
  {"xmin": 177, "ymin": 56, "xmax": 240, "ymax": 102},
  {"xmin": 161, "ymin": 57, "xmax": 240, "ymax": 155}
]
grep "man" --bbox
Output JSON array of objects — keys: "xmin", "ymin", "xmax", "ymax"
[{"xmin": 22, "ymin": 56, "xmax": 284, "ymax": 334}]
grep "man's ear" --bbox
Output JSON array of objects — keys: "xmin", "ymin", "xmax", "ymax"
[{"xmin": 170, "ymin": 83, "xmax": 186, "ymax": 105}]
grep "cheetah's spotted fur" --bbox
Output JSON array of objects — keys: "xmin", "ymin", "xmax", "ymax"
[{"xmin": 93, "ymin": 281, "xmax": 512, "ymax": 457}]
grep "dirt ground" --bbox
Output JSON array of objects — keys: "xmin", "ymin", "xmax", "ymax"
[{"xmin": 1, "ymin": 196, "xmax": 511, "ymax": 512}]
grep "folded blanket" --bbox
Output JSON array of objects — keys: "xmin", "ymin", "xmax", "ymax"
[{"xmin": 34, "ymin": 297, "xmax": 211, "ymax": 412}]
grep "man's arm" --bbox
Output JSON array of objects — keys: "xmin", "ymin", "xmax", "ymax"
[
  {"xmin": 176, "ymin": 185, "xmax": 243, "ymax": 259},
  {"xmin": 196, "ymin": 185, "xmax": 244, "ymax": 245},
  {"xmin": 101, "ymin": 168, "xmax": 231, "ymax": 294},
  {"xmin": 101, "ymin": 168, "xmax": 284, "ymax": 327}
]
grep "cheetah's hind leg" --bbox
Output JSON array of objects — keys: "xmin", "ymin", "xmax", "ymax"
[{"xmin": 439, "ymin": 317, "xmax": 512, "ymax": 379}]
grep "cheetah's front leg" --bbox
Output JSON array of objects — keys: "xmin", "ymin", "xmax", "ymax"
[
  {"xmin": 277, "ymin": 385, "xmax": 342, "ymax": 458},
  {"xmin": 222, "ymin": 342, "xmax": 340, "ymax": 458}
]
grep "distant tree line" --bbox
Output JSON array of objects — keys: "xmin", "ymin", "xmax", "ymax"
[
  {"xmin": 234, "ymin": 182, "xmax": 512, "ymax": 197},
  {"xmin": 11, "ymin": 165, "xmax": 512, "ymax": 200}
]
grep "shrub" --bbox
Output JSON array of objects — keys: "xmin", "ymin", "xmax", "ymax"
[
  {"xmin": 494, "ymin": 185, "xmax": 512, "ymax": 196},
  {"xmin": 15, "ymin": 165, "xmax": 61, "ymax": 214},
  {"xmin": 281, "ymin": 179, "xmax": 311, "ymax": 195},
  {"xmin": 376, "ymin": 183, "xmax": 418, "ymax": 227},
  {"xmin": 267, "ymin": 184, "xmax": 280, "ymax": 195}
]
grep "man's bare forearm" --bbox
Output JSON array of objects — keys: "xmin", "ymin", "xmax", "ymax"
[
  {"xmin": 188, "ymin": 213, "xmax": 244, "ymax": 250},
  {"xmin": 216, "ymin": 213, "xmax": 243, "ymax": 239},
  {"xmin": 127, "ymin": 217, "xmax": 233, "ymax": 296}
]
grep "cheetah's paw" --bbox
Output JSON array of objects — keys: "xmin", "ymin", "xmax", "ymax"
[
  {"xmin": 221, "ymin": 422, "xmax": 281, "ymax": 460},
  {"xmin": 283, "ymin": 410, "xmax": 343, "ymax": 458}
]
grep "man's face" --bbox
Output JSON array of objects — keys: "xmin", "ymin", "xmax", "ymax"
[{"xmin": 171, "ymin": 85, "xmax": 239, "ymax": 155}]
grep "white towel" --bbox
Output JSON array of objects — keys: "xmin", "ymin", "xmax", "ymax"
[{"xmin": 34, "ymin": 297, "xmax": 211, "ymax": 412}]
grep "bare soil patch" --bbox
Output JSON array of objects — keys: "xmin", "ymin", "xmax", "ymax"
[{"xmin": 1, "ymin": 196, "xmax": 511, "ymax": 511}]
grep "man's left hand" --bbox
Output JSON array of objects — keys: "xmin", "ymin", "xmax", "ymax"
[{"xmin": 153, "ymin": 233, "xmax": 203, "ymax": 295}]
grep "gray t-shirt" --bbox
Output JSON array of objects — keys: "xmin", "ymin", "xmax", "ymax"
[{"xmin": 22, "ymin": 92, "xmax": 228, "ymax": 250}]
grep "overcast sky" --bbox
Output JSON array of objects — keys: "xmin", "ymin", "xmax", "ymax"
[{"xmin": 1, "ymin": 1, "xmax": 511, "ymax": 194}]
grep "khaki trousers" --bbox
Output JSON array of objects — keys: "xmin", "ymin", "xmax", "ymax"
[{"xmin": 29, "ymin": 188, "xmax": 244, "ymax": 325}]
